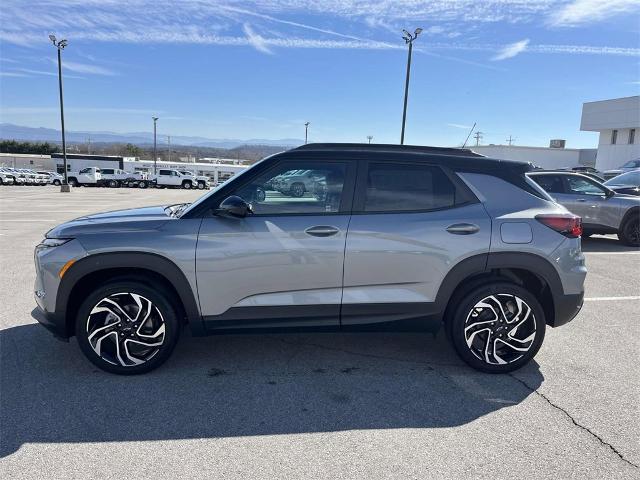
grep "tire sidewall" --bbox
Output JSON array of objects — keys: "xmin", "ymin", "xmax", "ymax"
[
  {"xmin": 620, "ymin": 215, "xmax": 640, "ymax": 246},
  {"xmin": 75, "ymin": 281, "xmax": 181, "ymax": 375},
  {"xmin": 449, "ymin": 282, "xmax": 546, "ymax": 373}
]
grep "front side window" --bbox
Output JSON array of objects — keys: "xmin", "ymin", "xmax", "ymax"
[
  {"xmin": 611, "ymin": 129, "xmax": 618, "ymax": 144},
  {"xmin": 565, "ymin": 176, "xmax": 605, "ymax": 196},
  {"xmin": 232, "ymin": 162, "xmax": 347, "ymax": 215},
  {"xmin": 532, "ymin": 175, "xmax": 565, "ymax": 194},
  {"xmin": 79, "ymin": 168, "xmax": 91, "ymax": 174},
  {"xmin": 364, "ymin": 163, "xmax": 456, "ymax": 212},
  {"xmin": 159, "ymin": 170, "xmax": 170, "ymax": 176},
  {"xmin": 629, "ymin": 129, "xmax": 636, "ymax": 145}
]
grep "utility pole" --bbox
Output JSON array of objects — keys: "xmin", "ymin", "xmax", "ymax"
[
  {"xmin": 400, "ymin": 27, "xmax": 423, "ymax": 145},
  {"xmin": 506, "ymin": 135, "xmax": 515, "ymax": 146},
  {"xmin": 367, "ymin": 135, "xmax": 373, "ymax": 144},
  {"xmin": 304, "ymin": 122, "xmax": 310, "ymax": 144},
  {"xmin": 87, "ymin": 135, "xmax": 91, "ymax": 154},
  {"xmin": 152, "ymin": 116, "xmax": 158, "ymax": 174},
  {"xmin": 474, "ymin": 131, "xmax": 483, "ymax": 147},
  {"xmin": 167, "ymin": 135, "xmax": 171, "ymax": 162},
  {"xmin": 49, "ymin": 34, "xmax": 70, "ymax": 192}
]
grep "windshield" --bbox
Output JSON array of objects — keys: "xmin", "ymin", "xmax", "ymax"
[
  {"xmin": 605, "ymin": 171, "xmax": 640, "ymax": 185},
  {"xmin": 621, "ymin": 159, "xmax": 640, "ymax": 168}
]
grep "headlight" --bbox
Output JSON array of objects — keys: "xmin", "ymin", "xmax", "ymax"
[{"xmin": 37, "ymin": 238, "xmax": 73, "ymax": 249}]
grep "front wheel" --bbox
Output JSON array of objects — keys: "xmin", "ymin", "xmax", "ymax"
[
  {"xmin": 138, "ymin": 180, "xmax": 148, "ymax": 189},
  {"xmin": 53, "ymin": 179, "xmax": 61, "ymax": 186},
  {"xmin": 68, "ymin": 178, "xmax": 78, "ymax": 187},
  {"xmin": 182, "ymin": 181, "xmax": 192, "ymax": 189},
  {"xmin": 108, "ymin": 179, "xmax": 119, "ymax": 188},
  {"xmin": 75, "ymin": 281, "xmax": 181, "ymax": 375},
  {"xmin": 448, "ymin": 282, "xmax": 546, "ymax": 373},
  {"xmin": 618, "ymin": 215, "xmax": 640, "ymax": 246}
]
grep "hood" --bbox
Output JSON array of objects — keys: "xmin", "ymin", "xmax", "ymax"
[{"xmin": 47, "ymin": 205, "xmax": 173, "ymax": 238}]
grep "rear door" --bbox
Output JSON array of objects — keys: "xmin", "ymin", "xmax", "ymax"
[{"xmin": 342, "ymin": 160, "xmax": 491, "ymax": 326}]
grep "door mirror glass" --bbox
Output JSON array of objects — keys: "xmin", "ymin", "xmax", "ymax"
[{"xmin": 217, "ymin": 195, "xmax": 252, "ymax": 218}]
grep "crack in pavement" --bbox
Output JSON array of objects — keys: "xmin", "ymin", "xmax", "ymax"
[{"xmin": 509, "ymin": 374, "xmax": 639, "ymax": 469}]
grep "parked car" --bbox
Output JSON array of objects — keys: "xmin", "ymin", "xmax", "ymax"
[
  {"xmin": 603, "ymin": 170, "xmax": 640, "ymax": 196},
  {"xmin": 1, "ymin": 168, "xmax": 24, "ymax": 185},
  {"xmin": 17, "ymin": 168, "xmax": 39, "ymax": 185},
  {"xmin": 150, "ymin": 169, "xmax": 197, "ymax": 189},
  {"xmin": 37, "ymin": 171, "xmax": 64, "ymax": 186},
  {"xmin": 603, "ymin": 159, "xmax": 640, "ymax": 179},
  {"xmin": 178, "ymin": 170, "xmax": 210, "ymax": 190},
  {"xmin": 528, "ymin": 171, "xmax": 640, "ymax": 245},
  {"xmin": 99, "ymin": 168, "xmax": 149, "ymax": 188},
  {"xmin": 274, "ymin": 169, "xmax": 325, "ymax": 197},
  {"xmin": 68, "ymin": 167, "xmax": 102, "ymax": 187},
  {"xmin": 0, "ymin": 168, "xmax": 15, "ymax": 185},
  {"xmin": 33, "ymin": 144, "xmax": 587, "ymax": 375}
]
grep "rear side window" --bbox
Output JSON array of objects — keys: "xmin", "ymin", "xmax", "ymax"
[
  {"xmin": 364, "ymin": 163, "xmax": 456, "ymax": 212},
  {"xmin": 531, "ymin": 174, "xmax": 564, "ymax": 194}
]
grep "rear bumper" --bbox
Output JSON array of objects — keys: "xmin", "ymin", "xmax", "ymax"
[{"xmin": 551, "ymin": 292, "xmax": 584, "ymax": 327}]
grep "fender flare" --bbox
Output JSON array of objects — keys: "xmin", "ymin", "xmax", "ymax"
[{"xmin": 56, "ymin": 252, "xmax": 203, "ymax": 335}]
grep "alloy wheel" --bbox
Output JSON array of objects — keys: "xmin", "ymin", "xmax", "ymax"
[
  {"xmin": 464, "ymin": 294, "xmax": 536, "ymax": 365},
  {"xmin": 86, "ymin": 292, "xmax": 166, "ymax": 367}
]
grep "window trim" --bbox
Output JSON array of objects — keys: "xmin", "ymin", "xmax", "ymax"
[
  {"xmin": 351, "ymin": 160, "xmax": 478, "ymax": 215},
  {"xmin": 203, "ymin": 158, "xmax": 357, "ymax": 218}
]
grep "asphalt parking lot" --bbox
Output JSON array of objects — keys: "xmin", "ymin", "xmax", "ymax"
[{"xmin": 1, "ymin": 186, "xmax": 638, "ymax": 479}]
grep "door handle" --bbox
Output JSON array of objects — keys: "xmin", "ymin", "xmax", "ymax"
[
  {"xmin": 577, "ymin": 199, "xmax": 587, "ymax": 202},
  {"xmin": 305, "ymin": 226, "xmax": 340, "ymax": 237},
  {"xmin": 446, "ymin": 223, "xmax": 480, "ymax": 235}
]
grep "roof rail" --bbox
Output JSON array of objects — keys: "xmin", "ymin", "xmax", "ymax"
[{"xmin": 292, "ymin": 143, "xmax": 485, "ymax": 158}]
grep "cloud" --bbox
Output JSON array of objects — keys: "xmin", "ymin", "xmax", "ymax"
[
  {"xmin": 2, "ymin": 107, "xmax": 164, "ymax": 115},
  {"xmin": 0, "ymin": 71, "xmax": 30, "ymax": 77},
  {"xmin": 447, "ymin": 123, "xmax": 473, "ymax": 129},
  {"xmin": 242, "ymin": 23, "xmax": 273, "ymax": 54},
  {"xmin": 549, "ymin": 0, "xmax": 640, "ymax": 27},
  {"xmin": 61, "ymin": 60, "xmax": 117, "ymax": 75},
  {"xmin": 492, "ymin": 39, "xmax": 530, "ymax": 60}
]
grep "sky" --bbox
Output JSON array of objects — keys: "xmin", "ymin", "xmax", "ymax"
[{"xmin": 0, "ymin": 0, "xmax": 639, "ymax": 148}]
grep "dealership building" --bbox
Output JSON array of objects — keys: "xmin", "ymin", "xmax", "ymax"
[{"xmin": 580, "ymin": 95, "xmax": 639, "ymax": 171}]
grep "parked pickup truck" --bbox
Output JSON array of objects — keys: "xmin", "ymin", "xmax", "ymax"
[
  {"xmin": 99, "ymin": 168, "xmax": 149, "ymax": 188},
  {"xmin": 150, "ymin": 169, "xmax": 198, "ymax": 189},
  {"xmin": 67, "ymin": 167, "xmax": 101, "ymax": 187},
  {"xmin": 178, "ymin": 170, "xmax": 210, "ymax": 190}
]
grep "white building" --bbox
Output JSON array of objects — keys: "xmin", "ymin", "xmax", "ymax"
[
  {"xmin": 470, "ymin": 145, "xmax": 597, "ymax": 170},
  {"xmin": 580, "ymin": 95, "xmax": 640, "ymax": 171}
]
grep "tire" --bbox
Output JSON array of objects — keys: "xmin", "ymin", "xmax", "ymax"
[
  {"xmin": 618, "ymin": 214, "xmax": 640, "ymax": 246},
  {"xmin": 108, "ymin": 179, "xmax": 119, "ymax": 188},
  {"xmin": 75, "ymin": 281, "xmax": 181, "ymax": 375},
  {"xmin": 68, "ymin": 178, "xmax": 78, "ymax": 187},
  {"xmin": 197, "ymin": 181, "xmax": 205, "ymax": 190},
  {"xmin": 291, "ymin": 182, "xmax": 305, "ymax": 197},
  {"xmin": 138, "ymin": 180, "xmax": 148, "ymax": 189},
  {"xmin": 53, "ymin": 179, "xmax": 61, "ymax": 186},
  {"xmin": 182, "ymin": 181, "xmax": 192, "ymax": 190},
  {"xmin": 448, "ymin": 282, "xmax": 546, "ymax": 373},
  {"xmin": 256, "ymin": 187, "xmax": 266, "ymax": 202}
]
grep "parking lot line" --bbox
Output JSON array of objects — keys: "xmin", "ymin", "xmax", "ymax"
[
  {"xmin": 584, "ymin": 252, "xmax": 640, "ymax": 255},
  {"xmin": 584, "ymin": 296, "xmax": 640, "ymax": 301}
]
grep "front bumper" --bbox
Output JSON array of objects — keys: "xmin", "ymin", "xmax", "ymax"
[
  {"xmin": 32, "ymin": 306, "xmax": 69, "ymax": 340},
  {"xmin": 551, "ymin": 292, "xmax": 584, "ymax": 327}
]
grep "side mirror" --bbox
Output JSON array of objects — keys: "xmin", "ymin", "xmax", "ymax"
[
  {"xmin": 604, "ymin": 188, "xmax": 616, "ymax": 198},
  {"xmin": 216, "ymin": 195, "xmax": 252, "ymax": 218}
]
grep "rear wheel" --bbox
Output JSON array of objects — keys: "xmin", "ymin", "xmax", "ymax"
[
  {"xmin": 53, "ymin": 179, "xmax": 61, "ymax": 186},
  {"xmin": 182, "ymin": 181, "xmax": 192, "ymax": 190},
  {"xmin": 75, "ymin": 281, "xmax": 181, "ymax": 375},
  {"xmin": 197, "ymin": 181, "xmax": 205, "ymax": 190},
  {"xmin": 68, "ymin": 178, "xmax": 78, "ymax": 187},
  {"xmin": 138, "ymin": 180, "xmax": 148, "ymax": 189},
  {"xmin": 448, "ymin": 282, "xmax": 545, "ymax": 373},
  {"xmin": 108, "ymin": 179, "xmax": 119, "ymax": 188},
  {"xmin": 618, "ymin": 215, "xmax": 640, "ymax": 246},
  {"xmin": 291, "ymin": 182, "xmax": 305, "ymax": 197}
]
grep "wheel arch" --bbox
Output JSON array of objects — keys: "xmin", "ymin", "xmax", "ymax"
[
  {"xmin": 620, "ymin": 206, "xmax": 640, "ymax": 230},
  {"xmin": 57, "ymin": 252, "xmax": 203, "ymax": 338},
  {"xmin": 436, "ymin": 252, "xmax": 562, "ymax": 327}
]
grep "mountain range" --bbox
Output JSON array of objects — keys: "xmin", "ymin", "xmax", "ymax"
[{"xmin": 0, "ymin": 123, "xmax": 302, "ymax": 149}]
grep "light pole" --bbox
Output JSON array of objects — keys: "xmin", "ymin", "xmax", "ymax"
[
  {"xmin": 400, "ymin": 27, "xmax": 422, "ymax": 145},
  {"xmin": 367, "ymin": 135, "xmax": 373, "ymax": 144},
  {"xmin": 49, "ymin": 34, "xmax": 70, "ymax": 192},
  {"xmin": 152, "ymin": 116, "xmax": 158, "ymax": 174},
  {"xmin": 304, "ymin": 122, "xmax": 310, "ymax": 144}
]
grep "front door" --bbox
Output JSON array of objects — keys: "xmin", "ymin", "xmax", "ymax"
[
  {"xmin": 558, "ymin": 174, "xmax": 619, "ymax": 229},
  {"xmin": 196, "ymin": 159, "xmax": 355, "ymax": 330}
]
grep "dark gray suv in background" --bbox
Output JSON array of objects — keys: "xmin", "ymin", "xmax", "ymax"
[{"xmin": 33, "ymin": 144, "xmax": 586, "ymax": 375}]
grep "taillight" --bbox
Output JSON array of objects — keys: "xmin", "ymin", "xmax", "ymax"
[{"xmin": 536, "ymin": 214, "xmax": 583, "ymax": 238}]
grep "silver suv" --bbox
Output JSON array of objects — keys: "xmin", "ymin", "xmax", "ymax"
[
  {"xmin": 33, "ymin": 144, "xmax": 586, "ymax": 375},
  {"xmin": 529, "ymin": 171, "xmax": 640, "ymax": 246}
]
